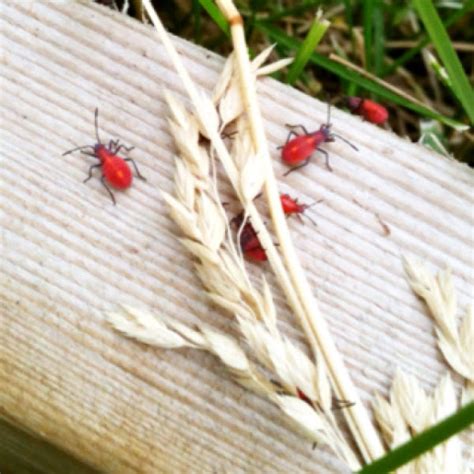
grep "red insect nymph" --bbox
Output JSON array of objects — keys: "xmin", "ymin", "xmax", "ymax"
[
  {"xmin": 346, "ymin": 97, "xmax": 388, "ymax": 125},
  {"xmin": 280, "ymin": 193, "xmax": 309, "ymax": 216},
  {"xmin": 279, "ymin": 103, "xmax": 358, "ymax": 175},
  {"xmin": 63, "ymin": 108, "xmax": 146, "ymax": 204},
  {"xmin": 280, "ymin": 193, "xmax": 319, "ymax": 225},
  {"xmin": 231, "ymin": 212, "xmax": 267, "ymax": 262}
]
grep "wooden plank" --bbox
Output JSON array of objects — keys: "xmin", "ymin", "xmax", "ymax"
[
  {"xmin": 0, "ymin": 417, "xmax": 100, "ymax": 474},
  {"xmin": 1, "ymin": 1, "xmax": 473, "ymax": 472}
]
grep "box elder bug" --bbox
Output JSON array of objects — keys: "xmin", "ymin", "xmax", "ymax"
[
  {"xmin": 280, "ymin": 193, "xmax": 321, "ymax": 226},
  {"xmin": 346, "ymin": 96, "xmax": 389, "ymax": 125},
  {"xmin": 63, "ymin": 108, "xmax": 146, "ymax": 205},
  {"xmin": 231, "ymin": 212, "xmax": 267, "ymax": 262},
  {"xmin": 279, "ymin": 102, "xmax": 358, "ymax": 175}
]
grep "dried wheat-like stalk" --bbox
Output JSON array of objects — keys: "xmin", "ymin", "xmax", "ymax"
[
  {"xmin": 140, "ymin": 0, "xmax": 383, "ymax": 463},
  {"xmin": 214, "ymin": 0, "xmax": 384, "ymax": 462},
  {"xmin": 165, "ymin": 92, "xmax": 358, "ymax": 468},
  {"xmin": 214, "ymin": 47, "xmax": 293, "ymax": 132},
  {"xmin": 140, "ymin": 0, "xmax": 320, "ymax": 365},
  {"xmin": 108, "ymin": 305, "xmax": 359, "ymax": 467},
  {"xmin": 109, "ymin": 88, "xmax": 360, "ymax": 468},
  {"xmin": 374, "ymin": 371, "xmax": 466, "ymax": 473},
  {"xmin": 108, "ymin": 305, "xmax": 274, "ymax": 395},
  {"xmin": 403, "ymin": 258, "xmax": 474, "ymax": 401}
]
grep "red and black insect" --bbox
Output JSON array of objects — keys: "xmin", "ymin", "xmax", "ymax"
[
  {"xmin": 346, "ymin": 96, "xmax": 388, "ymax": 125},
  {"xmin": 231, "ymin": 212, "xmax": 267, "ymax": 262},
  {"xmin": 279, "ymin": 103, "xmax": 358, "ymax": 175},
  {"xmin": 280, "ymin": 193, "xmax": 320, "ymax": 226},
  {"xmin": 63, "ymin": 108, "xmax": 146, "ymax": 205}
]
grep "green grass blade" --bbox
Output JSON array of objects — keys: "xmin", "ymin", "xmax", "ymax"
[
  {"xmin": 363, "ymin": 0, "xmax": 384, "ymax": 75},
  {"xmin": 257, "ymin": 22, "xmax": 468, "ymax": 131},
  {"xmin": 198, "ymin": 0, "xmax": 229, "ymax": 36},
  {"xmin": 363, "ymin": 0, "xmax": 376, "ymax": 71},
  {"xmin": 264, "ymin": 1, "xmax": 322, "ymax": 22},
  {"xmin": 382, "ymin": 0, "xmax": 474, "ymax": 76},
  {"xmin": 192, "ymin": 0, "xmax": 202, "ymax": 43},
  {"xmin": 373, "ymin": 1, "xmax": 384, "ymax": 76},
  {"xmin": 413, "ymin": 0, "xmax": 474, "ymax": 123},
  {"xmin": 342, "ymin": 0, "xmax": 354, "ymax": 30},
  {"xmin": 358, "ymin": 401, "xmax": 474, "ymax": 474},
  {"xmin": 287, "ymin": 14, "xmax": 330, "ymax": 85}
]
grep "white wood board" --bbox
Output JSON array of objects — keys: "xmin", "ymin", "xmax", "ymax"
[{"xmin": 1, "ymin": 1, "xmax": 473, "ymax": 472}]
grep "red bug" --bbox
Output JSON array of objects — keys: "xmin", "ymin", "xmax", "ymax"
[
  {"xmin": 63, "ymin": 108, "xmax": 146, "ymax": 205},
  {"xmin": 280, "ymin": 193, "xmax": 320, "ymax": 226},
  {"xmin": 231, "ymin": 212, "xmax": 267, "ymax": 262},
  {"xmin": 279, "ymin": 103, "xmax": 358, "ymax": 175},
  {"xmin": 346, "ymin": 97, "xmax": 388, "ymax": 125}
]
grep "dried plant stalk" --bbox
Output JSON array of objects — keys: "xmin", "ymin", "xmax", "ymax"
[
  {"xmin": 215, "ymin": 0, "xmax": 384, "ymax": 462},
  {"xmin": 141, "ymin": 0, "xmax": 384, "ymax": 463},
  {"xmin": 140, "ymin": 0, "xmax": 318, "ymax": 356},
  {"xmin": 108, "ymin": 305, "xmax": 359, "ymax": 468},
  {"xmin": 108, "ymin": 305, "xmax": 274, "ymax": 396},
  {"xmin": 109, "ymin": 87, "xmax": 360, "ymax": 468},
  {"xmin": 165, "ymin": 91, "xmax": 359, "ymax": 468}
]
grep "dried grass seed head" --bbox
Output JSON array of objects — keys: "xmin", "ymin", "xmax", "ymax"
[
  {"xmin": 162, "ymin": 191, "xmax": 202, "ymax": 241},
  {"xmin": 174, "ymin": 158, "xmax": 196, "ymax": 210},
  {"xmin": 237, "ymin": 317, "xmax": 323, "ymax": 404},
  {"xmin": 195, "ymin": 261, "xmax": 242, "ymax": 303},
  {"xmin": 107, "ymin": 306, "xmax": 191, "ymax": 349},
  {"xmin": 196, "ymin": 192, "xmax": 227, "ymax": 251},
  {"xmin": 404, "ymin": 258, "xmax": 474, "ymax": 382}
]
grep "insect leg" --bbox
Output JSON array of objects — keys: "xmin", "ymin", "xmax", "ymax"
[
  {"xmin": 80, "ymin": 151, "xmax": 97, "ymax": 157},
  {"xmin": 109, "ymin": 139, "xmax": 119, "ymax": 152},
  {"xmin": 332, "ymin": 397, "xmax": 355, "ymax": 410},
  {"xmin": 285, "ymin": 124, "xmax": 310, "ymax": 135},
  {"xmin": 83, "ymin": 164, "xmax": 102, "ymax": 183},
  {"xmin": 283, "ymin": 158, "xmax": 311, "ymax": 176},
  {"xmin": 100, "ymin": 176, "xmax": 116, "ymax": 205},
  {"xmin": 317, "ymin": 148, "xmax": 333, "ymax": 172},
  {"xmin": 124, "ymin": 158, "xmax": 146, "ymax": 180},
  {"xmin": 63, "ymin": 145, "xmax": 95, "ymax": 156},
  {"xmin": 115, "ymin": 145, "xmax": 135, "ymax": 154},
  {"xmin": 277, "ymin": 130, "xmax": 300, "ymax": 150},
  {"xmin": 303, "ymin": 213, "xmax": 318, "ymax": 227}
]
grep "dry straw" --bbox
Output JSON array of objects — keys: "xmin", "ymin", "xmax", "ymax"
[
  {"xmin": 127, "ymin": 0, "xmax": 383, "ymax": 464},
  {"xmin": 109, "ymin": 86, "xmax": 359, "ymax": 468},
  {"xmin": 214, "ymin": 0, "xmax": 385, "ymax": 462},
  {"xmin": 142, "ymin": 0, "xmax": 383, "ymax": 462}
]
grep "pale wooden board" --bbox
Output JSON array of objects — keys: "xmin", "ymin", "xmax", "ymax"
[{"xmin": 1, "ymin": 1, "xmax": 473, "ymax": 472}]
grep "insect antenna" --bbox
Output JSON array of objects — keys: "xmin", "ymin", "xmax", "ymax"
[
  {"xmin": 332, "ymin": 133, "xmax": 358, "ymax": 151},
  {"xmin": 326, "ymin": 101, "xmax": 332, "ymax": 126},
  {"xmin": 307, "ymin": 198, "xmax": 324, "ymax": 209},
  {"xmin": 323, "ymin": 92, "xmax": 333, "ymax": 126},
  {"xmin": 303, "ymin": 198, "xmax": 323, "ymax": 226},
  {"xmin": 94, "ymin": 108, "xmax": 102, "ymax": 144}
]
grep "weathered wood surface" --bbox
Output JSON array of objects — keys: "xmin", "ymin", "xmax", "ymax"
[{"xmin": 1, "ymin": 1, "xmax": 473, "ymax": 472}]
